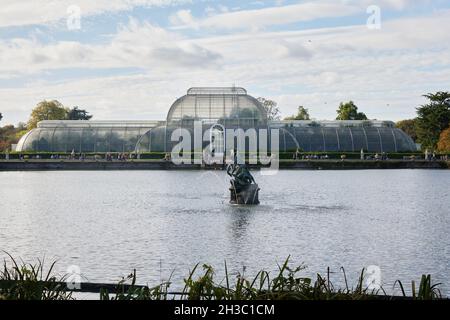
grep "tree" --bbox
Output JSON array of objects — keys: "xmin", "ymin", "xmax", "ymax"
[
  {"xmin": 0, "ymin": 112, "xmax": 2, "ymax": 122},
  {"xmin": 67, "ymin": 107, "xmax": 93, "ymax": 120},
  {"xmin": 336, "ymin": 101, "xmax": 368, "ymax": 120},
  {"xmin": 27, "ymin": 100, "xmax": 68, "ymax": 129},
  {"xmin": 437, "ymin": 127, "xmax": 450, "ymax": 152},
  {"xmin": 415, "ymin": 92, "xmax": 450, "ymax": 150},
  {"xmin": 0, "ymin": 124, "xmax": 24, "ymax": 152},
  {"xmin": 396, "ymin": 119, "xmax": 418, "ymax": 141},
  {"xmin": 285, "ymin": 106, "xmax": 311, "ymax": 120},
  {"xmin": 257, "ymin": 97, "xmax": 281, "ymax": 120}
]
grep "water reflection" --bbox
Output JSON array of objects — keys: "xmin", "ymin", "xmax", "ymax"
[{"xmin": 227, "ymin": 205, "xmax": 254, "ymax": 242}]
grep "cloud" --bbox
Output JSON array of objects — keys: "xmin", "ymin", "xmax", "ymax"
[
  {"xmin": 0, "ymin": 0, "xmax": 191, "ymax": 28},
  {"xmin": 152, "ymin": 44, "xmax": 222, "ymax": 67},
  {"xmin": 1, "ymin": 4, "xmax": 450, "ymax": 125},
  {"xmin": 0, "ymin": 20, "xmax": 221, "ymax": 73},
  {"xmin": 169, "ymin": 9, "xmax": 196, "ymax": 26},
  {"xmin": 170, "ymin": 1, "xmax": 362, "ymax": 30}
]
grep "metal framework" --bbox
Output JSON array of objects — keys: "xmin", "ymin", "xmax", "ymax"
[{"xmin": 16, "ymin": 88, "xmax": 417, "ymax": 153}]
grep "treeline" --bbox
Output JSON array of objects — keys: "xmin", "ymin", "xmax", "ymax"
[
  {"xmin": 267, "ymin": 92, "xmax": 450, "ymax": 152},
  {"xmin": 396, "ymin": 92, "xmax": 450, "ymax": 152}
]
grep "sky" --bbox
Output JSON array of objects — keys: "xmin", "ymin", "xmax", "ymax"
[{"xmin": 1, "ymin": 0, "xmax": 450, "ymax": 125}]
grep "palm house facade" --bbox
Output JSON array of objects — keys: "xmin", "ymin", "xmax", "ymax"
[{"xmin": 16, "ymin": 87, "xmax": 417, "ymax": 154}]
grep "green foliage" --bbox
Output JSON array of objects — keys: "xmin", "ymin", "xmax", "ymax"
[
  {"xmin": 0, "ymin": 124, "xmax": 26, "ymax": 152},
  {"xmin": 25, "ymin": 101, "xmax": 93, "ymax": 129},
  {"xmin": 100, "ymin": 269, "xmax": 171, "ymax": 301},
  {"xmin": 336, "ymin": 101, "xmax": 368, "ymax": 120},
  {"xmin": 0, "ymin": 112, "xmax": 2, "ymax": 122},
  {"xmin": 0, "ymin": 255, "xmax": 444, "ymax": 300},
  {"xmin": 285, "ymin": 106, "xmax": 311, "ymax": 120},
  {"xmin": 67, "ymin": 107, "xmax": 93, "ymax": 120},
  {"xmin": 0, "ymin": 253, "xmax": 72, "ymax": 300},
  {"xmin": 415, "ymin": 92, "xmax": 450, "ymax": 150},
  {"xmin": 27, "ymin": 100, "xmax": 68, "ymax": 129},
  {"xmin": 395, "ymin": 275, "xmax": 442, "ymax": 300},
  {"xmin": 257, "ymin": 97, "xmax": 280, "ymax": 121},
  {"xmin": 98, "ymin": 257, "xmax": 443, "ymax": 301},
  {"xmin": 396, "ymin": 119, "xmax": 418, "ymax": 141}
]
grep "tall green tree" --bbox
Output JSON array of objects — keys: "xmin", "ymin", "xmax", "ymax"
[
  {"xmin": 67, "ymin": 107, "xmax": 93, "ymax": 120},
  {"xmin": 27, "ymin": 100, "xmax": 68, "ymax": 129},
  {"xmin": 0, "ymin": 112, "xmax": 3, "ymax": 122},
  {"xmin": 257, "ymin": 97, "xmax": 281, "ymax": 120},
  {"xmin": 415, "ymin": 92, "xmax": 450, "ymax": 150},
  {"xmin": 336, "ymin": 101, "xmax": 368, "ymax": 120},
  {"xmin": 285, "ymin": 106, "xmax": 311, "ymax": 120},
  {"xmin": 396, "ymin": 119, "xmax": 418, "ymax": 141}
]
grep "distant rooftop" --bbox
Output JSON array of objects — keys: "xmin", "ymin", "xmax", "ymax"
[
  {"xmin": 187, "ymin": 87, "xmax": 247, "ymax": 96},
  {"xmin": 37, "ymin": 120, "xmax": 163, "ymax": 128},
  {"xmin": 274, "ymin": 120, "xmax": 395, "ymax": 128}
]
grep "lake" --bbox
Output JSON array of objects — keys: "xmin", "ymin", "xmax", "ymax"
[{"xmin": 0, "ymin": 170, "xmax": 449, "ymax": 296}]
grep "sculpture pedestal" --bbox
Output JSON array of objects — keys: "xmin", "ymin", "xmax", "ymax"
[{"xmin": 230, "ymin": 183, "xmax": 260, "ymax": 205}]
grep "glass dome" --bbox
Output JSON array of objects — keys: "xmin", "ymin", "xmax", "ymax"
[{"xmin": 166, "ymin": 87, "xmax": 268, "ymax": 128}]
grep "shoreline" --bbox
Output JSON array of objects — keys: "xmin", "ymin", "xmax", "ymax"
[{"xmin": 0, "ymin": 159, "xmax": 448, "ymax": 171}]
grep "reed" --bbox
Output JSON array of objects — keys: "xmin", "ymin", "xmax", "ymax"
[
  {"xmin": 100, "ymin": 256, "xmax": 443, "ymax": 301},
  {"xmin": 0, "ymin": 254, "xmax": 444, "ymax": 300},
  {"xmin": 0, "ymin": 252, "xmax": 72, "ymax": 300}
]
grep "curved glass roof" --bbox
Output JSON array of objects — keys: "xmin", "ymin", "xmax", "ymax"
[
  {"xmin": 166, "ymin": 87, "xmax": 267, "ymax": 127},
  {"xmin": 278, "ymin": 125, "xmax": 416, "ymax": 152},
  {"xmin": 15, "ymin": 88, "xmax": 417, "ymax": 154},
  {"xmin": 16, "ymin": 121, "xmax": 160, "ymax": 153}
]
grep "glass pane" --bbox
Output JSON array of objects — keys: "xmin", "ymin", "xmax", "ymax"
[
  {"xmin": 110, "ymin": 129, "xmax": 126, "ymax": 152},
  {"xmin": 95, "ymin": 129, "xmax": 110, "ymax": 153},
  {"xmin": 66, "ymin": 128, "xmax": 82, "ymax": 153},
  {"xmin": 52, "ymin": 129, "xmax": 68, "ymax": 152},
  {"xmin": 323, "ymin": 128, "xmax": 338, "ymax": 152},
  {"xmin": 37, "ymin": 129, "xmax": 53, "ymax": 152},
  {"xmin": 309, "ymin": 128, "xmax": 325, "ymax": 152},
  {"xmin": 81, "ymin": 128, "xmax": 96, "ymax": 153},
  {"xmin": 124, "ymin": 128, "xmax": 143, "ymax": 152},
  {"xmin": 337, "ymin": 128, "xmax": 354, "ymax": 151},
  {"xmin": 365, "ymin": 127, "xmax": 382, "ymax": 152},
  {"xmin": 379, "ymin": 128, "xmax": 396, "ymax": 152},
  {"xmin": 350, "ymin": 128, "xmax": 367, "ymax": 151}
]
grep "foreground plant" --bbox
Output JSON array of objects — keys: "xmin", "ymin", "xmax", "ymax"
[
  {"xmin": 103, "ymin": 257, "xmax": 443, "ymax": 301},
  {"xmin": 0, "ymin": 252, "xmax": 72, "ymax": 300},
  {"xmin": 0, "ymin": 254, "xmax": 444, "ymax": 300}
]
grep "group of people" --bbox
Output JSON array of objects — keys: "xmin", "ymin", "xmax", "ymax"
[
  {"xmin": 291, "ymin": 150, "xmax": 392, "ymax": 161},
  {"xmin": 292, "ymin": 149, "xmax": 329, "ymax": 160},
  {"xmin": 366, "ymin": 153, "xmax": 389, "ymax": 161},
  {"xmin": 52, "ymin": 152, "xmax": 135, "ymax": 161},
  {"xmin": 105, "ymin": 152, "xmax": 134, "ymax": 161},
  {"xmin": 424, "ymin": 149, "xmax": 440, "ymax": 161}
]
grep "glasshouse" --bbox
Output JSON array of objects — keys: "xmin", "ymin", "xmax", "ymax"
[{"xmin": 15, "ymin": 87, "xmax": 417, "ymax": 153}]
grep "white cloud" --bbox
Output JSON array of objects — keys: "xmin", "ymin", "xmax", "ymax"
[
  {"xmin": 0, "ymin": 19, "xmax": 222, "ymax": 74},
  {"xmin": 1, "ymin": 4, "xmax": 450, "ymax": 125},
  {"xmin": 0, "ymin": 0, "xmax": 191, "ymax": 28},
  {"xmin": 169, "ymin": 9, "xmax": 196, "ymax": 26},
  {"xmin": 170, "ymin": 1, "xmax": 362, "ymax": 30}
]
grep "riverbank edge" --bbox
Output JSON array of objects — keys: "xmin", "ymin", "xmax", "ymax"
[{"xmin": 0, "ymin": 160, "xmax": 449, "ymax": 171}]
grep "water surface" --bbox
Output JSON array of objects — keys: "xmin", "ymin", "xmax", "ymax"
[{"xmin": 0, "ymin": 170, "xmax": 449, "ymax": 296}]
